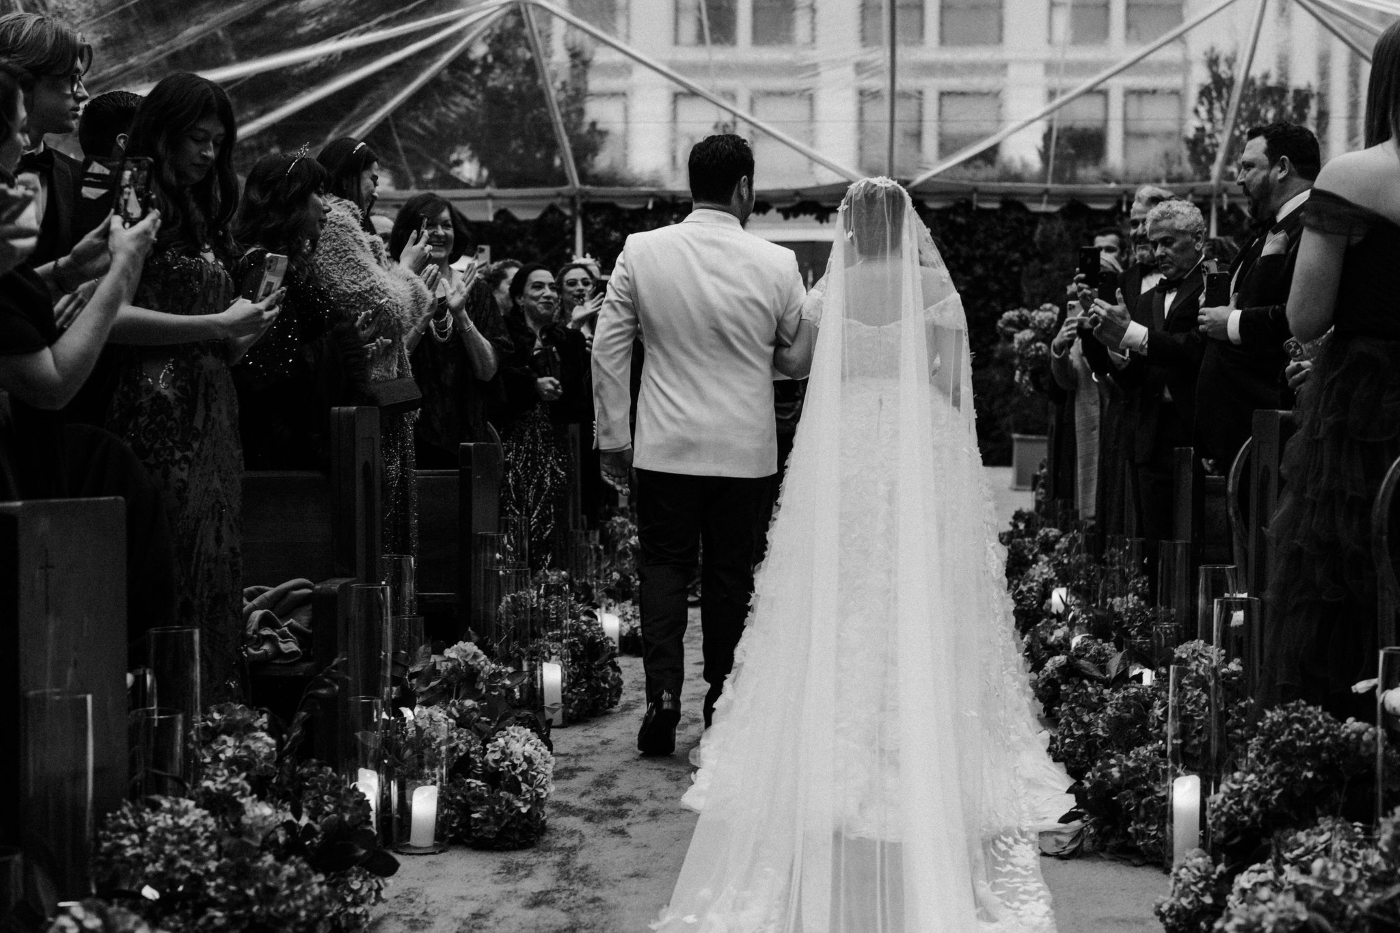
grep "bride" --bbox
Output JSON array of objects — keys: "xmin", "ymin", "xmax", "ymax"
[{"xmin": 653, "ymin": 178, "xmax": 1074, "ymax": 933}]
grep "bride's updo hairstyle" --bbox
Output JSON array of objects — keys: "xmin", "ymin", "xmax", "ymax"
[
  {"xmin": 843, "ymin": 178, "xmax": 906, "ymax": 262},
  {"xmin": 1365, "ymin": 20, "xmax": 1400, "ymax": 147}
]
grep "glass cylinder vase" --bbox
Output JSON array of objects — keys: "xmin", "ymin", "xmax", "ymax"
[
  {"xmin": 146, "ymin": 626, "xmax": 200, "ymax": 783},
  {"xmin": 348, "ymin": 585, "xmax": 393, "ymax": 709},
  {"xmin": 473, "ymin": 532, "xmax": 507, "ymax": 649},
  {"xmin": 381, "ymin": 554, "xmax": 417, "ymax": 619},
  {"xmin": 1157, "ymin": 541, "xmax": 1193, "ymax": 623},
  {"xmin": 0, "ymin": 846, "xmax": 21, "ymax": 921},
  {"xmin": 1377, "ymin": 647, "xmax": 1400, "ymax": 826},
  {"xmin": 127, "ymin": 707, "xmax": 184, "ymax": 798},
  {"xmin": 495, "ymin": 564, "xmax": 533, "ymax": 663},
  {"xmin": 1165, "ymin": 665, "xmax": 1205, "ymax": 868},
  {"xmin": 1152, "ymin": 619, "xmax": 1184, "ymax": 668},
  {"xmin": 1196, "ymin": 564, "xmax": 1239, "ymax": 642},
  {"xmin": 391, "ymin": 718, "xmax": 447, "ymax": 856},
  {"xmin": 21, "ymin": 690, "xmax": 93, "ymax": 902},
  {"xmin": 1210, "ymin": 596, "xmax": 1261, "ymax": 783},
  {"xmin": 502, "ymin": 514, "xmax": 530, "ymax": 569},
  {"xmin": 346, "ymin": 697, "xmax": 385, "ymax": 841}
]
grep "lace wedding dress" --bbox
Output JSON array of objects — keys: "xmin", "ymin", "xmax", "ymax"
[{"xmin": 654, "ymin": 179, "xmax": 1074, "ymax": 933}]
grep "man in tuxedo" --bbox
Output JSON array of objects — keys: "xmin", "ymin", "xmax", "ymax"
[
  {"xmin": 593, "ymin": 135, "xmax": 806, "ymax": 755},
  {"xmin": 1088, "ymin": 200, "xmax": 1208, "ymax": 542},
  {"xmin": 0, "ymin": 13, "xmax": 112, "ymax": 300},
  {"xmin": 1195, "ymin": 122, "xmax": 1318, "ymax": 471}
]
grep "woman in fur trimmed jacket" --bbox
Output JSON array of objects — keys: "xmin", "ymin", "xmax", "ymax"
[{"xmin": 312, "ymin": 138, "xmax": 436, "ymax": 556}]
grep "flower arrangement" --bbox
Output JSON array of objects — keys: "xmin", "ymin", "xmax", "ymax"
[
  {"xmin": 443, "ymin": 724, "xmax": 554, "ymax": 850},
  {"xmin": 601, "ymin": 513, "xmax": 641, "ymax": 604},
  {"xmin": 90, "ymin": 701, "xmax": 396, "ymax": 933},
  {"xmin": 614, "ymin": 601, "xmax": 643, "ymax": 656},
  {"xmin": 524, "ymin": 616, "xmax": 624, "ymax": 722},
  {"xmin": 46, "ymin": 901, "xmax": 165, "ymax": 933},
  {"xmin": 996, "ymin": 304, "xmax": 1061, "ymax": 396}
]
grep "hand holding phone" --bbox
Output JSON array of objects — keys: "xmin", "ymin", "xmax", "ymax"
[
  {"xmin": 116, "ymin": 157, "xmax": 154, "ymax": 225},
  {"xmin": 240, "ymin": 252, "xmax": 289, "ymax": 301},
  {"xmin": 1077, "ymin": 246, "xmax": 1101, "ymax": 290},
  {"xmin": 1203, "ymin": 271, "xmax": 1232, "ymax": 308}
]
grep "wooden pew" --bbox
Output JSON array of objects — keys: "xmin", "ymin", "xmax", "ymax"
[
  {"xmin": 1373, "ymin": 455, "xmax": 1400, "ymax": 651},
  {"xmin": 415, "ymin": 435, "xmax": 503, "ymax": 642},
  {"xmin": 1172, "ymin": 446, "xmax": 1231, "ymax": 566},
  {"xmin": 0, "ymin": 497, "xmax": 127, "ymax": 882},
  {"xmin": 1246, "ymin": 411, "xmax": 1296, "ymax": 603},
  {"xmin": 241, "ymin": 406, "xmax": 382, "ymax": 763}
]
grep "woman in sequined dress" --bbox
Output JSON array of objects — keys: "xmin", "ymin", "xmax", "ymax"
[
  {"xmin": 499, "ymin": 263, "xmax": 592, "ymax": 569},
  {"xmin": 105, "ymin": 74, "xmax": 283, "ymax": 700},
  {"xmin": 231, "ymin": 152, "xmax": 369, "ymax": 469},
  {"xmin": 311, "ymin": 138, "xmax": 436, "ymax": 556}
]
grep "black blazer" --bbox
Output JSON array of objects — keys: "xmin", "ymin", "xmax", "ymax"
[
  {"xmin": 1193, "ymin": 203, "xmax": 1305, "ymax": 465},
  {"xmin": 29, "ymin": 148, "xmax": 81, "ymax": 267}
]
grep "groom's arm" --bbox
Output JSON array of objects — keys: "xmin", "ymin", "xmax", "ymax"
[
  {"xmin": 772, "ymin": 258, "xmax": 812, "ymax": 379},
  {"xmin": 592, "ymin": 246, "xmax": 639, "ymax": 454}
]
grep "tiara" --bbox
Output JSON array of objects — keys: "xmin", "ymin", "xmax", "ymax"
[{"xmin": 284, "ymin": 143, "xmax": 310, "ymax": 179}]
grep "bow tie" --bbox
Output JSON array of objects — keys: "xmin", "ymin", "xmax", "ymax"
[
  {"xmin": 1154, "ymin": 277, "xmax": 1184, "ymax": 294},
  {"xmin": 16, "ymin": 149, "xmax": 52, "ymax": 175}
]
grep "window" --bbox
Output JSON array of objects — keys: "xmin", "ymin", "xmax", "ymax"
[
  {"xmin": 1049, "ymin": 0, "xmax": 1109, "ymax": 44},
  {"xmin": 1126, "ymin": 0, "xmax": 1182, "ymax": 42},
  {"xmin": 1124, "ymin": 90, "xmax": 1183, "ymax": 176},
  {"xmin": 861, "ymin": 0, "xmax": 926, "ymax": 46},
  {"xmin": 675, "ymin": 0, "xmax": 737, "ymax": 45},
  {"xmin": 754, "ymin": 0, "xmax": 814, "ymax": 45},
  {"xmin": 941, "ymin": 0, "xmax": 1002, "ymax": 46},
  {"xmin": 750, "ymin": 92, "xmax": 814, "ymax": 186},
  {"xmin": 858, "ymin": 90, "xmax": 923, "ymax": 176},
  {"xmin": 586, "ymin": 94, "xmax": 628, "ymax": 173},
  {"xmin": 675, "ymin": 93, "xmax": 738, "ymax": 171},
  {"xmin": 939, "ymin": 91, "xmax": 1000, "ymax": 164},
  {"xmin": 569, "ymin": 0, "xmax": 622, "ymax": 36},
  {"xmin": 1043, "ymin": 91, "xmax": 1107, "ymax": 181}
]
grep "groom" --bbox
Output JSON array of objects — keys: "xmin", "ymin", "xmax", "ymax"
[{"xmin": 591, "ymin": 135, "xmax": 807, "ymax": 756}]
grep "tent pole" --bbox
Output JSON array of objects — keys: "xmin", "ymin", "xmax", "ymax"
[
  {"xmin": 240, "ymin": 6, "xmax": 504, "ymax": 139},
  {"xmin": 574, "ymin": 196, "xmax": 585, "ymax": 259},
  {"xmin": 887, "ymin": 0, "xmax": 898, "ymax": 177},
  {"xmin": 522, "ymin": 0, "xmax": 862, "ymax": 181},
  {"xmin": 1294, "ymin": 0, "xmax": 1375, "ymax": 60},
  {"xmin": 522, "ymin": 1, "xmax": 583, "ymax": 191},
  {"xmin": 1306, "ymin": 0, "xmax": 1384, "ymax": 34},
  {"xmin": 343, "ymin": 7, "xmax": 510, "ymax": 142},
  {"xmin": 1329, "ymin": 0, "xmax": 1400, "ymax": 17},
  {"xmin": 908, "ymin": 0, "xmax": 1244, "ymax": 187},
  {"xmin": 1209, "ymin": 0, "xmax": 1269, "ymax": 236}
]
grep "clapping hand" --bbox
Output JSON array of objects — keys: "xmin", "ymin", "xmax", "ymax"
[
  {"xmin": 419, "ymin": 264, "xmax": 441, "ymax": 295},
  {"xmin": 573, "ymin": 292, "xmax": 604, "ymax": 326},
  {"xmin": 445, "ymin": 272, "xmax": 470, "ymax": 316}
]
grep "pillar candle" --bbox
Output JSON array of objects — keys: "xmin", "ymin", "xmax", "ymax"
[
  {"xmin": 354, "ymin": 768, "xmax": 380, "ymax": 826},
  {"xmin": 409, "ymin": 784, "xmax": 438, "ymax": 847},
  {"xmin": 1383, "ymin": 687, "xmax": 1400, "ymax": 717},
  {"xmin": 542, "ymin": 661, "xmax": 564, "ymax": 726},
  {"xmin": 1172, "ymin": 774, "xmax": 1201, "ymax": 867},
  {"xmin": 1050, "ymin": 587, "xmax": 1068, "ymax": 615},
  {"xmin": 600, "ymin": 612, "xmax": 621, "ymax": 647}
]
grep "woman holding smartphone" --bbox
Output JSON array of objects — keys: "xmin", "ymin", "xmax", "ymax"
[
  {"xmin": 389, "ymin": 193, "xmax": 509, "ymax": 466},
  {"xmin": 231, "ymin": 151, "xmax": 373, "ymax": 469},
  {"xmin": 104, "ymin": 73, "xmax": 283, "ymax": 700},
  {"xmin": 312, "ymin": 137, "xmax": 435, "ymax": 556}
]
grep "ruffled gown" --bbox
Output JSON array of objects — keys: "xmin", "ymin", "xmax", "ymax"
[{"xmin": 1263, "ymin": 188, "xmax": 1400, "ymax": 721}]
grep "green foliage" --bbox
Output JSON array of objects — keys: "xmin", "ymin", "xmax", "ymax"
[{"xmin": 1186, "ymin": 48, "xmax": 1320, "ymax": 179}]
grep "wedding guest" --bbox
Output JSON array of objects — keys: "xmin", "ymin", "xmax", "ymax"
[
  {"xmin": 78, "ymin": 89, "xmax": 140, "ymax": 160},
  {"xmin": 1196, "ymin": 122, "xmax": 1317, "ymax": 472},
  {"xmin": 312, "ymin": 137, "xmax": 435, "ymax": 555},
  {"xmin": 557, "ymin": 260, "xmax": 601, "ymax": 338},
  {"xmin": 231, "ymin": 151, "xmax": 368, "ymax": 469},
  {"xmin": 105, "ymin": 73, "xmax": 283, "ymax": 698},
  {"xmin": 1086, "ymin": 199, "xmax": 1207, "ymax": 543},
  {"xmin": 500, "ymin": 263, "xmax": 592, "ymax": 568},
  {"xmin": 487, "ymin": 258, "xmax": 521, "ymax": 316},
  {"xmin": 0, "ymin": 64, "xmax": 174, "ymax": 644},
  {"xmin": 1261, "ymin": 23, "xmax": 1400, "ymax": 721},
  {"xmin": 388, "ymin": 193, "xmax": 509, "ymax": 464}
]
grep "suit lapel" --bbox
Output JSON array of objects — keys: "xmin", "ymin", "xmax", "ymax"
[{"xmin": 1165, "ymin": 270, "xmax": 1204, "ymax": 328}]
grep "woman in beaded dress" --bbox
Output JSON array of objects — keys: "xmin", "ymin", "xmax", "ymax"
[
  {"xmin": 231, "ymin": 152, "xmax": 369, "ymax": 470},
  {"xmin": 1262, "ymin": 22, "xmax": 1400, "ymax": 722},
  {"xmin": 311, "ymin": 138, "xmax": 436, "ymax": 556},
  {"xmin": 105, "ymin": 74, "xmax": 283, "ymax": 700}
]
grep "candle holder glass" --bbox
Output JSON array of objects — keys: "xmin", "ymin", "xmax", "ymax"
[
  {"xmin": 502, "ymin": 514, "xmax": 530, "ymax": 569},
  {"xmin": 1196, "ymin": 564, "xmax": 1239, "ymax": 641},
  {"xmin": 1157, "ymin": 541, "xmax": 1193, "ymax": 622},
  {"xmin": 1210, "ymin": 596, "xmax": 1260, "ymax": 784},
  {"xmin": 146, "ymin": 626, "xmax": 200, "ymax": 783},
  {"xmin": 381, "ymin": 554, "xmax": 417, "ymax": 619},
  {"xmin": 495, "ymin": 564, "xmax": 533, "ymax": 662},
  {"xmin": 393, "ymin": 615, "xmax": 428, "ymax": 677},
  {"xmin": 1123, "ymin": 538, "xmax": 1148, "ymax": 593},
  {"xmin": 389, "ymin": 712, "xmax": 448, "ymax": 856},
  {"xmin": 346, "ymin": 697, "xmax": 385, "ymax": 841},
  {"xmin": 0, "ymin": 846, "xmax": 22, "ymax": 920},
  {"xmin": 348, "ymin": 585, "xmax": 393, "ymax": 709},
  {"xmin": 1151, "ymin": 619, "xmax": 1184, "ymax": 667},
  {"xmin": 128, "ymin": 707, "xmax": 184, "ymax": 798},
  {"xmin": 473, "ymin": 533, "xmax": 507, "ymax": 649},
  {"xmin": 1377, "ymin": 648, "xmax": 1400, "ymax": 826},
  {"xmin": 22, "ymin": 690, "xmax": 93, "ymax": 901},
  {"xmin": 1165, "ymin": 665, "xmax": 1205, "ymax": 868}
]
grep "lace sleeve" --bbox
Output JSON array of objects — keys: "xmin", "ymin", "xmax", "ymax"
[
  {"xmin": 1303, "ymin": 188, "xmax": 1378, "ymax": 238},
  {"xmin": 800, "ymin": 274, "xmax": 827, "ymax": 324}
]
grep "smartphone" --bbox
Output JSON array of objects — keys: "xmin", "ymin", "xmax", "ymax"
[
  {"xmin": 1077, "ymin": 246, "xmax": 1101, "ymax": 290},
  {"xmin": 115, "ymin": 157, "xmax": 154, "ymax": 225},
  {"xmin": 0, "ymin": 184, "xmax": 33, "ymax": 224},
  {"xmin": 1098, "ymin": 268, "xmax": 1120, "ymax": 302},
  {"xmin": 240, "ymin": 252, "xmax": 289, "ymax": 301},
  {"xmin": 475, "ymin": 244, "xmax": 490, "ymax": 265},
  {"xmin": 1283, "ymin": 337, "xmax": 1310, "ymax": 362},
  {"xmin": 417, "ymin": 217, "xmax": 428, "ymax": 240},
  {"xmin": 1204, "ymin": 271, "xmax": 1231, "ymax": 307}
]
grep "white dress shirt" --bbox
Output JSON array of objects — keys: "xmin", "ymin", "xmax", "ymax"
[
  {"xmin": 1224, "ymin": 188, "xmax": 1311, "ymax": 344},
  {"xmin": 592, "ymin": 209, "xmax": 806, "ymax": 478}
]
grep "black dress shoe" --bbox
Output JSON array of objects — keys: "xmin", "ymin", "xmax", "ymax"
[{"xmin": 638, "ymin": 691, "xmax": 681, "ymax": 755}]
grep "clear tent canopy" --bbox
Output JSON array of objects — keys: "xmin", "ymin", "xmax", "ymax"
[{"xmin": 71, "ymin": 0, "xmax": 1393, "ymax": 240}]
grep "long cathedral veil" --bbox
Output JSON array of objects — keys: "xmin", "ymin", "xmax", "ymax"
[{"xmin": 655, "ymin": 179, "xmax": 1072, "ymax": 933}]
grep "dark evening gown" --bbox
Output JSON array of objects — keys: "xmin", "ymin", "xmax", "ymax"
[
  {"xmin": 107, "ymin": 250, "xmax": 246, "ymax": 700},
  {"xmin": 1263, "ymin": 189, "xmax": 1400, "ymax": 721}
]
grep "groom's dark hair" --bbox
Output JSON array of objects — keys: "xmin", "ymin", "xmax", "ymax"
[{"xmin": 688, "ymin": 134, "xmax": 755, "ymax": 204}]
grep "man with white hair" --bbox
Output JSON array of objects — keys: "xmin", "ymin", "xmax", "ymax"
[{"xmin": 1087, "ymin": 199, "xmax": 1207, "ymax": 542}]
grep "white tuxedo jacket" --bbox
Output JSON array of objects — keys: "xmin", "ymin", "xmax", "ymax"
[{"xmin": 591, "ymin": 209, "xmax": 806, "ymax": 478}]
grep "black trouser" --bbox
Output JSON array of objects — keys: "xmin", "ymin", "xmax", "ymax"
[{"xmin": 635, "ymin": 469, "xmax": 774, "ymax": 717}]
